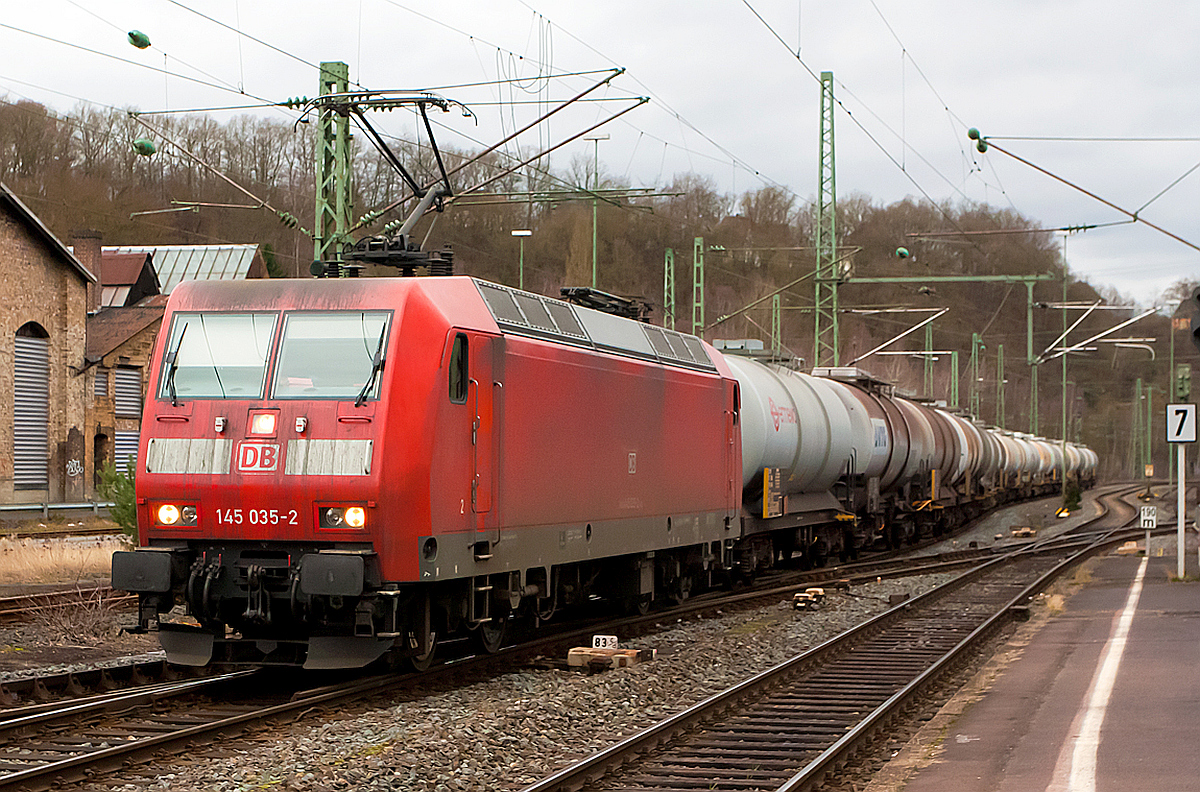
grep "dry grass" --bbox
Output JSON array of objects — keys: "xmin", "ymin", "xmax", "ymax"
[
  {"xmin": 0, "ymin": 514, "xmax": 123, "ymax": 537},
  {"xmin": 0, "ymin": 534, "xmax": 132, "ymax": 586},
  {"xmin": 30, "ymin": 588, "xmax": 132, "ymax": 645},
  {"xmin": 1041, "ymin": 593, "xmax": 1067, "ymax": 615}
]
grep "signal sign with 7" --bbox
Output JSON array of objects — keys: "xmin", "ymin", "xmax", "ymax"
[{"xmin": 1167, "ymin": 404, "xmax": 1197, "ymax": 443}]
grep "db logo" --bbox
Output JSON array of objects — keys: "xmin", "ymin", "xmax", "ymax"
[{"xmin": 236, "ymin": 441, "xmax": 280, "ymax": 473}]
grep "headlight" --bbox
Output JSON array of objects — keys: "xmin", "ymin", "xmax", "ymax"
[
  {"xmin": 155, "ymin": 504, "xmax": 198, "ymax": 526},
  {"xmin": 320, "ymin": 505, "xmax": 367, "ymax": 529},
  {"xmin": 250, "ymin": 412, "xmax": 277, "ymax": 435}
]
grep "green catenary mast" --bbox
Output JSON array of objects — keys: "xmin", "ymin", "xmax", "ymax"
[
  {"xmin": 814, "ymin": 71, "xmax": 838, "ymax": 367},
  {"xmin": 314, "ymin": 61, "xmax": 352, "ymax": 266}
]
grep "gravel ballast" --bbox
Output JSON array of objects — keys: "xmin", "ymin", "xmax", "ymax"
[
  {"xmin": 3, "ymin": 493, "xmax": 1104, "ymax": 790},
  {"xmin": 82, "ymin": 573, "xmax": 956, "ymax": 792}
]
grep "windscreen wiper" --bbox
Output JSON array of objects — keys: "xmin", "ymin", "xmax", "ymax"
[
  {"xmin": 355, "ymin": 324, "xmax": 387, "ymax": 407},
  {"xmin": 164, "ymin": 323, "xmax": 188, "ymax": 407}
]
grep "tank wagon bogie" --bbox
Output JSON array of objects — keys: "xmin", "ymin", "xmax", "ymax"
[{"xmin": 113, "ymin": 276, "xmax": 1098, "ymax": 670}]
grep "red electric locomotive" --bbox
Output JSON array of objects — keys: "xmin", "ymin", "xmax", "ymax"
[
  {"xmin": 113, "ymin": 274, "xmax": 1098, "ymax": 670},
  {"xmin": 113, "ymin": 276, "xmax": 741, "ymax": 669}
]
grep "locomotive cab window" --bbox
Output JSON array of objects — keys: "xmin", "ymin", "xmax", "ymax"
[
  {"xmin": 272, "ymin": 311, "xmax": 391, "ymax": 400},
  {"xmin": 449, "ymin": 334, "xmax": 468, "ymax": 403},
  {"xmin": 158, "ymin": 312, "xmax": 277, "ymax": 400}
]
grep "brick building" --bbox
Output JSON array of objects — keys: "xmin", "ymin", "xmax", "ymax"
[
  {"xmin": 87, "ymin": 301, "xmax": 166, "ymax": 485},
  {"xmin": 0, "ymin": 182, "xmax": 95, "ymax": 505},
  {"xmin": 81, "ymin": 244, "xmax": 265, "ymax": 486},
  {"xmin": 83, "ymin": 247, "xmax": 165, "ymax": 485},
  {"xmin": 1, "ymin": 191, "xmax": 271, "ymax": 505}
]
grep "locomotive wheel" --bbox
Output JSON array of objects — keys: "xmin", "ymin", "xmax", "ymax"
[
  {"xmin": 474, "ymin": 618, "xmax": 506, "ymax": 654},
  {"xmin": 622, "ymin": 594, "xmax": 652, "ymax": 616},
  {"xmin": 666, "ymin": 574, "xmax": 694, "ymax": 606},
  {"xmin": 406, "ymin": 632, "xmax": 438, "ymax": 672}
]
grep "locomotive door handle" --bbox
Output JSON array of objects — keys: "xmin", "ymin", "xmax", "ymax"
[{"xmin": 469, "ymin": 378, "xmax": 480, "ymax": 444}]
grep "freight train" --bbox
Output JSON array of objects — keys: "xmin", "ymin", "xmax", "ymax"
[{"xmin": 112, "ymin": 276, "xmax": 1096, "ymax": 669}]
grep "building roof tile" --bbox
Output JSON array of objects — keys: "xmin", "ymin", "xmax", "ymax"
[
  {"xmin": 86, "ymin": 305, "xmax": 166, "ymax": 362},
  {"xmin": 102, "ymin": 244, "xmax": 260, "ymax": 293}
]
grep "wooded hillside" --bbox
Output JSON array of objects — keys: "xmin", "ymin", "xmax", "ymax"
[{"xmin": 3, "ymin": 97, "xmax": 1190, "ymax": 480}]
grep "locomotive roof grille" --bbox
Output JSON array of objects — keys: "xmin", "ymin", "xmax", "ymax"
[{"xmin": 474, "ymin": 279, "xmax": 715, "ymax": 372}]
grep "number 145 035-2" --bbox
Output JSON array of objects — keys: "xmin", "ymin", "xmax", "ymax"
[{"xmin": 215, "ymin": 508, "xmax": 299, "ymax": 526}]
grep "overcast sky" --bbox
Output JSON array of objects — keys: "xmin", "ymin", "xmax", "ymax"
[{"xmin": 3, "ymin": 0, "xmax": 1199, "ymax": 307}]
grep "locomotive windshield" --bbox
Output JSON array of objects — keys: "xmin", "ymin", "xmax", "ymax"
[
  {"xmin": 157, "ymin": 312, "xmax": 277, "ymax": 399},
  {"xmin": 272, "ymin": 311, "xmax": 391, "ymax": 400}
]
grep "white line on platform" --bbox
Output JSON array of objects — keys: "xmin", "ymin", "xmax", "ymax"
[{"xmin": 1046, "ymin": 556, "xmax": 1148, "ymax": 792}]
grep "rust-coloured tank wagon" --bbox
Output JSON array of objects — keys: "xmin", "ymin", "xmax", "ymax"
[{"xmin": 113, "ymin": 277, "xmax": 1096, "ymax": 670}]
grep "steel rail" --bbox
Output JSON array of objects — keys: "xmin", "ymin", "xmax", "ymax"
[
  {"xmin": 0, "ymin": 587, "xmax": 134, "ymax": 623},
  {"xmin": 0, "ymin": 659, "xmax": 194, "ymax": 710},
  {"xmin": 0, "ymin": 487, "xmax": 1122, "ymax": 789},
  {"xmin": 775, "ymin": 493, "xmax": 1138, "ymax": 792},
  {"xmin": 0, "ymin": 668, "xmax": 408, "ymax": 790},
  {"xmin": 0, "ymin": 670, "xmax": 258, "ymax": 737},
  {"xmin": 518, "ymin": 487, "xmax": 1133, "ymax": 792}
]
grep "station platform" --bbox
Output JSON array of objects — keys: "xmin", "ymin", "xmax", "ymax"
[{"xmin": 872, "ymin": 538, "xmax": 1200, "ymax": 792}]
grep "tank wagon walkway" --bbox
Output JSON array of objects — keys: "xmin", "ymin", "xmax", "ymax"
[{"xmin": 881, "ymin": 547, "xmax": 1200, "ymax": 792}]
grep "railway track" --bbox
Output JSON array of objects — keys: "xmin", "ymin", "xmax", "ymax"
[
  {"xmin": 0, "ymin": 587, "xmax": 133, "ymax": 624},
  {"xmin": 0, "ymin": 659, "xmax": 191, "ymax": 709},
  {"xmin": 0, "ymin": 663, "xmax": 465, "ymax": 791},
  {"xmin": 0, "ymin": 669, "xmax": 264, "ymax": 790},
  {"xmin": 0, "ymin": 546, "xmax": 1057, "ymax": 790},
  {"xmin": 0, "ymin": 487, "xmax": 1137, "ymax": 790},
  {"xmin": 3, "ymin": 526, "xmax": 121, "ymax": 541},
  {"xmin": 0, "ymin": 545, "xmax": 994, "ymax": 783},
  {"xmin": 519, "ymin": 487, "xmax": 1142, "ymax": 792}
]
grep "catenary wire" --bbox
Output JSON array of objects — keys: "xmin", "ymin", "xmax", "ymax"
[
  {"xmin": 0, "ymin": 19, "xmax": 293, "ymax": 115},
  {"xmin": 737, "ymin": 0, "xmax": 983, "ymax": 247},
  {"xmin": 60, "ymin": 0, "xmax": 242, "ymax": 93}
]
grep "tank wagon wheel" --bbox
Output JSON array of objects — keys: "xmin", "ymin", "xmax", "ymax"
[
  {"xmin": 807, "ymin": 540, "xmax": 828, "ymax": 569},
  {"xmin": 837, "ymin": 528, "xmax": 858, "ymax": 563},
  {"xmin": 772, "ymin": 534, "xmax": 797, "ymax": 567}
]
